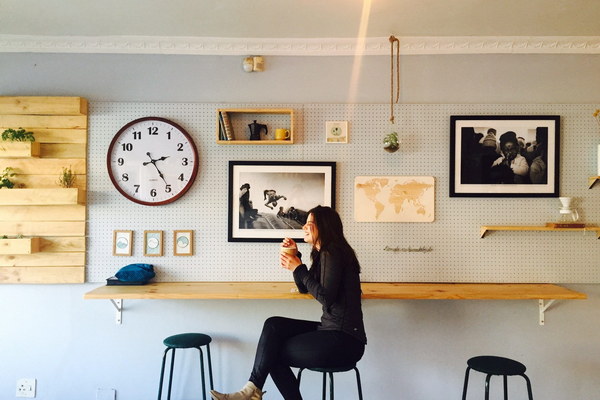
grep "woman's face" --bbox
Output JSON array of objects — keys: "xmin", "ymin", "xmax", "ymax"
[{"xmin": 302, "ymin": 213, "xmax": 319, "ymax": 248}]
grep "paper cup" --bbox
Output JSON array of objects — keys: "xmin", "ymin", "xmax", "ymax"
[{"xmin": 280, "ymin": 245, "xmax": 297, "ymax": 255}]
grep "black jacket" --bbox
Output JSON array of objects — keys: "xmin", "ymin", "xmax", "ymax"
[{"xmin": 293, "ymin": 246, "xmax": 367, "ymax": 344}]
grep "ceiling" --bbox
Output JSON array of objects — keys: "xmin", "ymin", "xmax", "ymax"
[{"xmin": 2, "ymin": 0, "xmax": 600, "ymax": 38}]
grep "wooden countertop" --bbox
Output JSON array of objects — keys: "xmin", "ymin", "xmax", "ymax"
[{"xmin": 84, "ymin": 282, "xmax": 587, "ymax": 300}]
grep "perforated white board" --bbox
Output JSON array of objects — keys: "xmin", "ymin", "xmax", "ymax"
[{"xmin": 87, "ymin": 103, "xmax": 600, "ymax": 283}]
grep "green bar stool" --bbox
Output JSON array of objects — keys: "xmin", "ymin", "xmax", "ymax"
[
  {"xmin": 158, "ymin": 333, "xmax": 214, "ymax": 400},
  {"xmin": 297, "ymin": 364, "xmax": 363, "ymax": 400},
  {"xmin": 462, "ymin": 355, "xmax": 533, "ymax": 400}
]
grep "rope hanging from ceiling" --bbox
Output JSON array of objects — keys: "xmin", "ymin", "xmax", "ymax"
[{"xmin": 389, "ymin": 35, "xmax": 400, "ymax": 124}]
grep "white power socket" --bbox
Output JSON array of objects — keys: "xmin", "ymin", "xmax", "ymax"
[{"xmin": 16, "ymin": 378, "xmax": 36, "ymax": 398}]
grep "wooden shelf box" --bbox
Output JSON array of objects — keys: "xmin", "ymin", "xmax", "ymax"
[
  {"xmin": 216, "ymin": 108, "xmax": 295, "ymax": 144},
  {"xmin": 0, "ymin": 142, "xmax": 41, "ymax": 158},
  {"xmin": 0, "ymin": 237, "xmax": 40, "ymax": 254},
  {"xmin": 0, "ymin": 188, "xmax": 85, "ymax": 206}
]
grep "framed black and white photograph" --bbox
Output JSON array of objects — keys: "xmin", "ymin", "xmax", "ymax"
[
  {"xmin": 228, "ymin": 161, "xmax": 336, "ymax": 242},
  {"xmin": 450, "ymin": 115, "xmax": 560, "ymax": 197}
]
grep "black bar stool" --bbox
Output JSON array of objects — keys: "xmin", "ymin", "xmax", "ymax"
[
  {"xmin": 462, "ymin": 355, "xmax": 533, "ymax": 400},
  {"xmin": 297, "ymin": 364, "xmax": 363, "ymax": 400},
  {"xmin": 158, "ymin": 333, "xmax": 214, "ymax": 400}
]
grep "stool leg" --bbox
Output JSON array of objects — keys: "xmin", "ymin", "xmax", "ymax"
[
  {"xmin": 521, "ymin": 374, "xmax": 534, "ymax": 400},
  {"xmin": 353, "ymin": 367, "xmax": 363, "ymax": 400},
  {"xmin": 197, "ymin": 347, "xmax": 206, "ymax": 400},
  {"xmin": 158, "ymin": 347, "xmax": 172, "ymax": 400},
  {"xmin": 167, "ymin": 348, "xmax": 176, "ymax": 400},
  {"xmin": 328, "ymin": 371, "xmax": 334, "ymax": 400},
  {"xmin": 503, "ymin": 375, "xmax": 508, "ymax": 400},
  {"xmin": 484, "ymin": 374, "xmax": 492, "ymax": 400},
  {"xmin": 206, "ymin": 343, "xmax": 214, "ymax": 390},
  {"xmin": 321, "ymin": 372, "xmax": 327, "ymax": 400},
  {"xmin": 461, "ymin": 367, "xmax": 471, "ymax": 400}
]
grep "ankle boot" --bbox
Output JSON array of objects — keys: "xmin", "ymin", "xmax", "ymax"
[{"xmin": 210, "ymin": 381, "xmax": 265, "ymax": 400}]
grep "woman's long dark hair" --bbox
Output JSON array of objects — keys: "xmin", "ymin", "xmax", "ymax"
[{"xmin": 308, "ymin": 205, "xmax": 360, "ymax": 273}]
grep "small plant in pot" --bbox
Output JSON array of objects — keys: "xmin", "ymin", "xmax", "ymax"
[
  {"xmin": 1, "ymin": 128, "xmax": 35, "ymax": 142},
  {"xmin": 57, "ymin": 166, "xmax": 76, "ymax": 188},
  {"xmin": 0, "ymin": 167, "xmax": 16, "ymax": 189},
  {"xmin": 383, "ymin": 132, "xmax": 400, "ymax": 153}
]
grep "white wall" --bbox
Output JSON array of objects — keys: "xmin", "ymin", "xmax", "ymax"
[{"xmin": 1, "ymin": 52, "xmax": 600, "ymax": 400}]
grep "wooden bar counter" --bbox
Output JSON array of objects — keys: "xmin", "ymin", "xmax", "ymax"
[{"xmin": 84, "ymin": 281, "xmax": 586, "ymax": 300}]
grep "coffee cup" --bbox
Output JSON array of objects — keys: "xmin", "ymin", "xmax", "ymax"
[
  {"xmin": 280, "ymin": 244, "xmax": 297, "ymax": 255},
  {"xmin": 275, "ymin": 128, "xmax": 290, "ymax": 140}
]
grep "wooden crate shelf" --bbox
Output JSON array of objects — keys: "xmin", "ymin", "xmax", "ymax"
[
  {"xmin": 0, "ymin": 188, "xmax": 85, "ymax": 205},
  {"xmin": 0, "ymin": 237, "xmax": 40, "ymax": 254},
  {"xmin": 0, "ymin": 142, "xmax": 40, "ymax": 158}
]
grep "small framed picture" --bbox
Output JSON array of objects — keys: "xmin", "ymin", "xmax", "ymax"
[
  {"xmin": 325, "ymin": 121, "xmax": 348, "ymax": 143},
  {"xmin": 144, "ymin": 230, "xmax": 163, "ymax": 257},
  {"xmin": 174, "ymin": 230, "xmax": 194, "ymax": 256},
  {"xmin": 113, "ymin": 230, "xmax": 133, "ymax": 256}
]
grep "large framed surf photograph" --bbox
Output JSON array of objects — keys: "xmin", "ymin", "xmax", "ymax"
[
  {"xmin": 228, "ymin": 161, "xmax": 336, "ymax": 242},
  {"xmin": 450, "ymin": 115, "xmax": 560, "ymax": 197}
]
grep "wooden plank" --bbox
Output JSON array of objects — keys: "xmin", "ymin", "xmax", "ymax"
[
  {"xmin": 40, "ymin": 143, "xmax": 86, "ymax": 158},
  {"xmin": 0, "ymin": 97, "xmax": 88, "ymax": 115},
  {"xmin": 0, "ymin": 142, "xmax": 40, "ymax": 157},
  {"xmin": 0, "ymin": 115, "xmax": 87, "ymax": 129},
  {"xmin": 0, "ymin": 188, "xmax": 85, "ymax": 205},
  {"xmin": 0, "ymin": 266, "xmax": 85, "ymax": 284},
  {"xmin": 0, "ymin": 252, "xmax": 85, "ymax": 267},
  {"xmin": 0, "ymin": 129, "xmax": 88, "ymax": 144},
  {"xmin": 38, "ymin": 237, "xmax": 86, "ymax": 252},
  {"xmin": 83, "ymin": 282, "xmax": 587, "ymax": 300},
  {"xmin": 0, "ymin": 158, "xmax": 86, "ymax": 174},
  {"xmin": 9, "ymin": 175, "xmax": 86, "ymax": 190},
  {"xmin": 0, "ymin": 238, "xmax": 40, "ymax": 254},
  {"xmin": 0, "ymin": 205, "xmax": 86, "ymax": 221},
  {"xmin": 1, "ymin": 221, "xmax": 86, "ymax": 236}
]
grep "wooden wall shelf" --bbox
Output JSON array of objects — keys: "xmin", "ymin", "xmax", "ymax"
[
  {"xmin": 0, "ymin": 142, "xmax": 40, "ymax": 158},
  {"xmin": 85, "ymin": 281, "xmax": 586, "ymax": 325},
  {"xmin": 216, "ymin": 108, "xmax": 294, "ymax": 144},
  {"xmin": 480, "ymin": 225, "xmax": 600, "ymax": 239},
  {"xmin": 0, "ymin": 188, "xmax": 85, "ymax": 205}
]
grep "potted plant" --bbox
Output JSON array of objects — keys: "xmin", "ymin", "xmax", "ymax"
[
  {"xmin": 2, "ymin": 128, "xmax": 35, "ymax": 142},
  {"xmin": 1, "ymin": 128, "xmax": 39, "ymax": 157},
  {"xmin": 0, "ymin": 167, "xmax": 16, "ymax": 189},
  {"xmin": 58, "ymin": 166, "xmax": 76, "ymax": 188}
]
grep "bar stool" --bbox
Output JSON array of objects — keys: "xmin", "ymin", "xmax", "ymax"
[
  {"xmin": 462, "ymin": 355, "xmax": 533, "ymax": 400},
  {"xmin": 158, "ymin": 333, "xmax": 214, "ymax": 400},
  {"xmin": 297, "ymin": 364, "xmax": 363, "ymax": 400}
]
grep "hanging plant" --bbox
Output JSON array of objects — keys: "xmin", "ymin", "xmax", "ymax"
[
  {"xmin": 385, "ymin": 36, "xmax": 401, "ymax": 153},
  {"xmin": 383, "ymin": 132, "xmax": 400, "ymax": 153}
]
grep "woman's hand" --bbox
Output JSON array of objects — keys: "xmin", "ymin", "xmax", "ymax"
[{"xmin": 280, "ymin": 237, "xmax": 301, "ymax": 271}]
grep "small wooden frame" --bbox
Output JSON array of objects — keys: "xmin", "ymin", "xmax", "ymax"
[
  {"xmin": 173, "ymin": 230, "xmax": 194, "ymax": 256},
  {"xmin": 113, "ymin": 230, "xmax": 133, "ymax": 256},
  {"xmin": 144, "ymin": 230, "xmax": 163, "ymax": 257}
]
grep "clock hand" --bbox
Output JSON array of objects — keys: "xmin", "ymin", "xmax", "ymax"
[{"xmin": 144, "ymin": 152, "xmax": 169, "ymax": 185}]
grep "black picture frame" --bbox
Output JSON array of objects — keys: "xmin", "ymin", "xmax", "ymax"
[
  {"xmin": 228, "ymin": 161, "xmax": 336, "ymax": 242},
  {"xmin": 450, "ymin": 115, "xmax": 560, "ymax": 197}
]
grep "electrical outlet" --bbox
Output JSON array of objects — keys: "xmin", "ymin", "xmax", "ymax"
[
  {"xmin": 16, "ymin": 378, "xmax": 36, "ymax": 398},
  {"xmin": 96, "ymin": 388, "xmax": 116, "ymax": 400}
]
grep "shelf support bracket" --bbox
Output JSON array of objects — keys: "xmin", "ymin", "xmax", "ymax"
[
  {"xmin": 538, "ymin": 299, "xmax": 555, "ymax": 325},
  {"xmin": 109, "ymin": 299, "xmax": 123, "ymax": 325}
]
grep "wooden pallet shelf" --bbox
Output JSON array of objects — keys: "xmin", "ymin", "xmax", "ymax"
[
  {"xmin": 0, "ymin": 142, "xmax": 41, "ymax": 158},
  {"xmin": 0, "ymin": 237, "xmax": 40, "ymax": 254}
]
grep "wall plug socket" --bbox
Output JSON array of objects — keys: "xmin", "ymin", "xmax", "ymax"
[{"xmin": 16, "ymin": 378, "xmax": 36, "ymax": 398}]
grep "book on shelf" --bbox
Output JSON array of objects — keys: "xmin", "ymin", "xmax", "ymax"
[
  {"xmin": 545, "ymin": 222, "xmax": 587, "ymax": 229},
  {"xmin": 220, "ymin": 111, "xmax": 235, "ymax": 140},
  {"xmin": 218, "ymin": 112, "xmax": 227, "ymax": 140}
]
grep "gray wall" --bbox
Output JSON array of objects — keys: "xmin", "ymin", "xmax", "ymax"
[{"xmin": 1, "ymin": 52, "xmax": 600, "ymax": 399}]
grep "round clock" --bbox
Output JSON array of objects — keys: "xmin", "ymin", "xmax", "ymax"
[{"xmin": 107, "ymin": 117, "xmax": 199, "ymax": 206}]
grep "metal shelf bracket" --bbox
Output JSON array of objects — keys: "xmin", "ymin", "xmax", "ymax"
[
  {"xmin": 109, "ymin": 299, "xmax": 123, "ymax": 325},
  {"xmin": 538, "ymin": 299, "xmax": 556, "ymax": 325}
]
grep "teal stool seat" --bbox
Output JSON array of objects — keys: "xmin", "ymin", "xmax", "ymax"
[
  {"xmin": 297, "ymin": 364, "xmax": 363, "ymax": 400},
  {"xmin": 158, "ymin": 333, "xmax": 214, "ymax": 400}
]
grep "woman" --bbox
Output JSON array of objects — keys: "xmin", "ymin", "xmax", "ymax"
[{"xmin": 211, "ymin": 206, "xmax": 367, "ymax": 400}]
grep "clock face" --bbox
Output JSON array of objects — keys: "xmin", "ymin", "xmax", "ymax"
[{"xmin": 107, "ymin": 117, "xmax": 199, "ymax": 206}]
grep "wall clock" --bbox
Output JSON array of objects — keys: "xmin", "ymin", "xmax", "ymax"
[{"xmin": 107, "ymin": 117, "xmax": 199, "ymax": 206}]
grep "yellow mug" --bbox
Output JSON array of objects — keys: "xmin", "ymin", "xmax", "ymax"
[{"xmin": 275, "ymin": 128, "xmax": 290, "ymax": 140}]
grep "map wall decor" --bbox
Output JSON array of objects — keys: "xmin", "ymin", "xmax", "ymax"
[{"xmin": 354, "ymin": 176, "xmax": 435, "ymax": 222}]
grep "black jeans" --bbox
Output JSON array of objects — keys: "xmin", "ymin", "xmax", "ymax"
[{"xmin": 249, "ymin": 316, "xmax": 365, "ymax": 400}]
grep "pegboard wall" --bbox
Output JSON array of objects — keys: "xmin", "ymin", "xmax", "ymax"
[{"xmin": 87, "ymin": 102, "xmax": 600, "ymax": 283}]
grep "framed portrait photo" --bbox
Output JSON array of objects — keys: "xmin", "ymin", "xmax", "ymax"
[
  {"xmin": 144, "ymin": 230, "xmax": 163, "ymax": 256},
  {"xmin": 450, "ymin": 115, "xmax": 560, "ymax": 197},
  {"xmin": 228, "ymin": 161, "xmax": 336, "ymax": 242},
  {"xmin": 174, "ymin": 230, "xmax": 194, "ymax": 256},
  {"xmin": 113, "ymin": 230, "xmax": 133, "ymax": 256}
]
